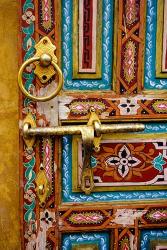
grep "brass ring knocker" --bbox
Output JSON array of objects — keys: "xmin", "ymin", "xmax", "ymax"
[{"xmin": 18, "ymin": 53, "xmax": 63, "ymax": 102}]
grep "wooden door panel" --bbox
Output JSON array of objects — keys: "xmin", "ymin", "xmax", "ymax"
[
  {"xmin": 62, "ymin": 0, "xmax": 113, "ymax": 89},
  {"xmin": 19, "ymin": 0, "xmax": 167, "ymax": 249}
]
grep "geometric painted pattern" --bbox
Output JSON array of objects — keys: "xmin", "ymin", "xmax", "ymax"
[
  {"xmin": 59, "ymin": 205, "xmax": 167, "ymax": 231},
  {"xmin": 59, "ymin": 96, "xmax": 167, "ymax": 121},
  {"xmin": 66, "ymin": 211, "xmax": 106, "ymax": 226}
]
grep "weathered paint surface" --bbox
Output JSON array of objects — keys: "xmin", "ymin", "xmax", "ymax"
[
  {"xmin": 37, "ymin": 82, "xmax": 59, "ymax": 126},
  {"xmin": 111, "ymin": 209, "xmax": 147, "ymax": 227},
  {"xmin": 26, "ymin": 210, "xmax": 55, "ymax": 250}
]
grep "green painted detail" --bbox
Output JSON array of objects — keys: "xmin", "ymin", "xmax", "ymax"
[
  {"xmin": 152, "ymin": 153, "xmax": 166, "ymax": 172},
  {"xmin": 22, "ymin": 0, "xmax": 36, "ymax": 227},
  {"xmin": 22, "ymin": 24, "xmax": 35, "ymax": 61},
  {"xmin": 91, "ymin": 156, "xmax": 97, "ymax": 168},
  {"xmin": 24, "ymin": 156, "xmax": 36, "ymax": 191},
  {"xmin": 24, "ymin": 202, "xmax": 36, "ymax": 222},
  {"xmin": 24, "ymin": 155, "xmax": 36, "ymax": 222},
  {"xmin": 23, "ymin": 0, "xmax": 34, "ymax": 12}
]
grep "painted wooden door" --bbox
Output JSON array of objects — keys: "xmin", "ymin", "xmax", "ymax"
[{"xmin": 19, "ymin": 0, "xmax": 167, "ymax": 249}]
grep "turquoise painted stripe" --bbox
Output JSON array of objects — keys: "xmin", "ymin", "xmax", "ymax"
[
  {"xmin": 62, "ymin": 232, "xmax": 109, "ymax": 250},
  {"xmin": 141, "ymin": 229, "xmax": 167, "ymax": 250},
  {"xmin": 144, "ymin": 0, "xmax": 167, "ymax": 89},
  {"xmin": 142, "ymin": 123, "xmax": 167, "ymax": 133}
]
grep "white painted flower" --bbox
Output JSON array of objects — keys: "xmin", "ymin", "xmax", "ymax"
[
  {"xmin": 106, "ymin": 145, "xmax": 141, "ymax": 178},
  {"xmin": 22, "ymin": 11, "xmax": 35, "ymax": 24},
  {"xmin": 24, "ymin": 189, "xmax": 36, "ymax": 202},
  {"xmin": 118, "ymin": 98, "xmax": 140, "ymax": 115},
  {"xmin": 26, "ymin": 63, "xmax": 35, "ymax": 72},
  {"xmin": 40, "ymin": 210, "xmax": 55, "ymax": 226}
]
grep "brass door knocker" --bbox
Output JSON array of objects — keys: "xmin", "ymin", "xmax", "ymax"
[{"xmin": 18, "ymin": 37, "xmax": 63, "ymax": 102}]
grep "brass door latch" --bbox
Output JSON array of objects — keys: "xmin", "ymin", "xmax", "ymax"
[
  {"xmin": 22, "ymin": 109, "xmax": 145, "ymax": 198},
  {"xmin": 18, "ymin": 36, "xmax": 145, "ymax": 202}
]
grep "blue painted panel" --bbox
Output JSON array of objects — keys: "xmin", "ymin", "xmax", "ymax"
[
  {"xmin": 144, "ymin": 0, "xmax": 167, "ymax": 89},
  {"xmin": 62, "ymin": 123, "xmax": 167, "ymax": 203},
  {"xmin": 62, "ymin": 0, "xmax": 113, "ymax": 90},
  {"xmin": 62, "ymin": 232, "xmax": 109, "ymax": 250},
  {"xmin": 140, "ymin": 229, "xmax": 167, "ymax": 250}
]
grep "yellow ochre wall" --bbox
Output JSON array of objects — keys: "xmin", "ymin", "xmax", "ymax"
[{"xmin": 0, "ymin": 0, "xmax": 20, "ymax": 249}]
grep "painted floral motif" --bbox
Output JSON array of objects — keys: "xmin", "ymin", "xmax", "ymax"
[
  {"xmin": 118, "ymin": 98, "xmax": 139, "ymax": 115},
  {"xmin": 91, "ymin": 156, "xmax": 97, "ymax": 168},
  {"xmin": 41, "ymin": 211, "xmax": 54, "ymax": 225},
  {"xmin": 152, "ymin": 153, "xmax": 165, "ymax": 172},
  {"xmin": 42, "ymin": 0, "xmax": 50, "ymax": 22},
  {"xmin": 22, "ymin": 10, "xmax": 35, "ymax": 24},
  {"xmin": 92, "ymin": 141, "xmax": 167, "ymax": 183},
  {"xmin": 23, "ymin": 150, "xmax": 36, "ymax": 226},
  {"xmin": 62, "ymin": 96, "xmax": 167, "ymax": 120},
  {"xmin": 24, "ymin": 189, "xmax": 36, "ymax": 202},
  {"xmin": 122, "ymin": 243, "xmax": 130, "ymax": 250},
  {"xmin": 151, "ymin": 211, "xmax": 167, "ymax": 220},
  {"xmin": 123, "ymin": 40, "xmax": 136, "ymax": 83},
  {"xmin": 22, "ymin": 1, "xmax": 36, "ymax": 248},
  {"xmin": 106, "ymin": 145, "xmax": 141, "ymax": 178},
  {"xmin": 68, "ymin": 99, "xmax": 108, "ymax": 115},
  {"xmin": 40, "ymin": 0, "xmax": 53, "ymax": 32},
  {"xmin": 68, "ymin": 211, "xmax": 105, "ymax": 225},
  {"xmin": 116, "ymin": 0, "xmax": 143, "ymax": 94},
  {"xmin": 26, "ymin": 63, "xmax": 35, "ymax": 73},
  {"xmin": 145, "ymin": 209, "xmax": 167, "ymax": 222},
  {"xmin": 63, "ymin": 136, "xmax": 167, "ymax": 202},
  {"xmin": 152, "ymin": 100, "xmax": 167, "ymax": 113},
  {"xmin": 24, "ymin": 149, "xmax": 35, "ymax": 160},
  {"xmin": 42, "ymin": 138, "xmax": 53, "ymax": 183},
  {"xmin": 125, "ymin": 0, "xmax": 139, "ymax": 26},
  {"xmin": 120, "ymin": 237, "xmax": 130, "ymax": 250}
]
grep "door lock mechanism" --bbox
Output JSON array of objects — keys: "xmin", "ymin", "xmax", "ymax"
[{"xmin": 22, "ymin": 109, "xmax": 145, "ymax": 196}]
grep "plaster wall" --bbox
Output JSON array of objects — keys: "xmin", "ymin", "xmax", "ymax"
[{"xmin": 0, "ymin": 1, "xmax": 20, "ymax": 249}]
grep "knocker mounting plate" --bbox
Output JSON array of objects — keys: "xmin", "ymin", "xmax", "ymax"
[{"xmin": 34, "ymin": 37, "xmax": 58, "ymax": 84}]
